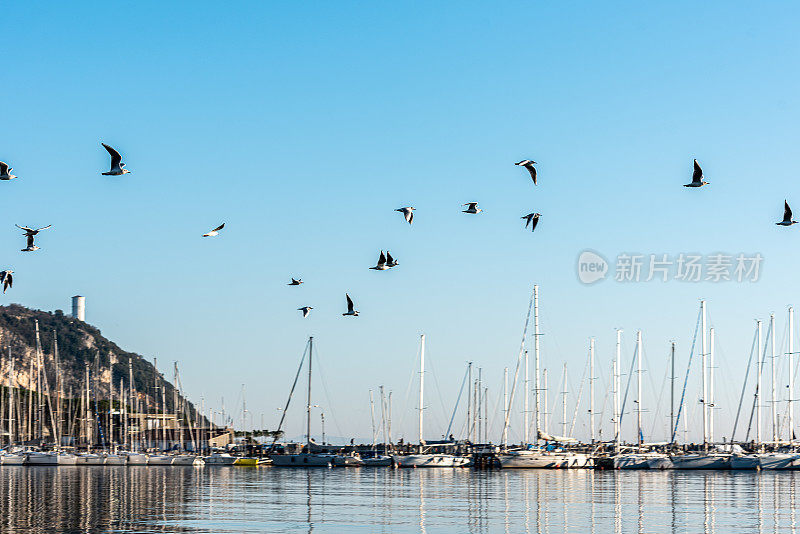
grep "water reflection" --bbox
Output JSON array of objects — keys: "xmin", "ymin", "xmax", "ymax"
[{"xmin": 2, "ymin": 468, "xmax": 800, "ymax": 532}]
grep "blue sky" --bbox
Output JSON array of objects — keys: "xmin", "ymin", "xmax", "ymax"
[{"xmin": 2, "ymin": 2, "xmax": 800, "ymax": 444}]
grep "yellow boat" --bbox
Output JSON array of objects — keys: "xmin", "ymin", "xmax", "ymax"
[{"xmin": 233, "ymin": 457, "xmax": 259, "ymax": 466}]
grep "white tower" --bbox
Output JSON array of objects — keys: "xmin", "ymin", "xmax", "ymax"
[{"xmin": 72, "ymin": 295, "xmax": 85, "ymax": 322}]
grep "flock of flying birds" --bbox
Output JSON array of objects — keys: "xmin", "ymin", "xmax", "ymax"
[{"xmin": 0, "ymin": 150, "xmax": 793, "ymax": 313}]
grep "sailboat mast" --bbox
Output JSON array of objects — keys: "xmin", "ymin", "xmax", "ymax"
[
  {"xmin": 636, "ymin": 331, "xmax": 642, "ymax": 449},
  {"xmin": 543, "ymin": 369, "xmax": 548, "ymax": 435},
  {"xmin": 589, "ymin": 338, "xmax": 595, "ymax": 443},
  {"xmin": 524, "ymin": 346, "xmax": 529, "ymax": 445},
  {"xmin": 7, "ymin": 350, "xmax": 13, "ymax": 446},
  {"xmin": 369, "ymin": 390, "xmax": 376, "ymax": 448},
  {"xmin": 418, "ymin": 334, "xmax": 425, "ymax": 447},
  {"xmin": 502, "ymin": 367, "xmax": 508, "ymax": 445},
  {"xmin": 560, "ymin": 363, "xmax": 567, "ymax": 438},
  {"xmin": 771, "ymin": 313, "xmax": 777, "ymax": 444},
  {"xmin": 466, "ymin": 362, "xmax": 471, "ymax": 442},
  {"xmin": 614, "ymin": 330, "xmax": 621, "ymax": 452},
  {"xmin": 307, "ymin": 336, "xmax": 313, "ymax": 449},
  {"xmin": 533, "ymin": 285, "xmax": 541, "ymax": 442},
  {"xmin": 670, "ymin": 341, "xmax": 675, "ymax": 444},
  {"xmin": 700, "ymin": 300, "xmax": 708, "ymax": 449},
  {"xmin": 709, "ymin": 328, "xmax": 715, "ymax": 444},
  {"xmin": 757, "ymin": 320, "xmax": 763, "ymax": 446},
  {"xmin": 790, "ymin": 307, "xmax": 795, "ymax": 444}
]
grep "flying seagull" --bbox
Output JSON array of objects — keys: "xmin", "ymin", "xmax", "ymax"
[
  {"xmin": 386, "ymin": 251, "xmax": 399, "ymax": 267},
  {"xmin": 298, "ymin": 306, "xmax": 313, "ymax": 318},
  {"xmin": 16, "ymin": 224, "xmax": 51, "ymax": 252},
  {"xmin": 521, "ymin": 213, "xmax": 542, "ymax": 232},
  {"xmin": 395, "ymin": 207, "xmax": 415, "ymax": 225},
  {"xmin": 777, "ymin": 201, "xmax": 798, "ymax": 226},
  {"xmin": 203, "ymin": 223, "xmax": 225, "ymax": 237},
  {"xmin": 684, "ymin": 159, "xmax": 709, "ymax": 187},
  {"xmin": 462, "ymin": 202, "xmax": 482, "ymax": 214},
  {"xmin": 515, "ymin": 160, "xmax": 538, "ymax": 185},
  {"xmin": 342, "ymin": 294, "xmax": 359, "ymax": 316},
  {"xmin": 101, "ymin": 143, "xmax": 130, "ymax": 176},
  {"xmin": 0, "ymin": 270, "xmax": 12, "ymax": 293},
  {"xmin": 288, "ymin": 278, "xmax": 303, "ymax": 285},
  {"xmin": 370, "ymin": 251, "xmax": 389, "ymax": 270},
  {"xmin": 0, "ymin": 161, "xmax": 17, "ymax": 181}
]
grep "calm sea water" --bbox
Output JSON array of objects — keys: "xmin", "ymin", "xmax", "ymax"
[{"xmin": 0, "ymin": 466, "xmax": 798, "ymax": 533}]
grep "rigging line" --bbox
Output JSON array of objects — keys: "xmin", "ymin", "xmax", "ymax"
[
  {"xmin": 568, "ymin": 354, "xmax": 589, "ymax": 437},
  {"xmin": 445, "ymin": 364, "xmax": 470, "ymax": 439},
  {"xmin": 313, "ymin": 343, "xmax": 345, "ymax": 442},
  {"xmin": 648, "ymin": 346, "xmax": 671, "ymax": 440},
  {"xmin": 618, "ymin": 343, "xmax": 638, "ymax": 430},
  {"xmin": 500, "ymin": 288, "xmax": 535, "ymax": 444},
  {"xmin": 396, "ymin": 341, "xmax": 421, "ymax": 440},
  {"xmin": 425, "ymin": 349, "xmax": 449, "ymax": 433},
  {"xmin": 745, "ymin": 319, "xmax": 773, "ymax": 442},
  {"xmin": 266, "ymin": 339, "xmax": 309, "ymax": 454},
  {"xmin": 671, "ymin": 305, "xmax": 702, "ymax": 444}
]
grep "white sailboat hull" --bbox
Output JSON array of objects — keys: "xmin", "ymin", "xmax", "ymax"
[
  {"xmin": 124, "ymin": 453, "xmax": 148, "ymax": 465},
  {"xmin": 498, "ymin": 450, "xmax": 590, "ymax": 469},
  {"xmin": 147, "ymin": 455, "xmax": 174, "ymax": 466},
  {"xmin": 757, "ymin": 452, "xmax": 800, "ymax": 470},
  {"xmin": 104, "ymin": 454, "xmax": 126, "ymax": 465},
  {"xmin": 362, "ymin": 455, "xmax": 393, "ymax": 467},
  {"xmin": 75, "ymin": 454, "xmax": 105, "ymax": 465},
  {"xmin": 394, "ymin": 454, "xmax": 467, "ymax": 468},
  {"xmin": 204, "ymin": 453, "xmax": 237, "ymax": 466},
  {"xmin": 670, "ymin": 453, "xmax": 730, "ymax": 470},
  {"xmin": 730, "ymin": 455, "xmax": 760, "ymax": 470},
  {"xmin": 172, "ymin": 455, "xmax": 204, "ymax": 466},
  {"xmin": 0, "ymin": 454, "xmax": 24, "ymax": 465},
  {"xmin": 613, "ymin": 453, "xmax": 672, "ymax": 470}
]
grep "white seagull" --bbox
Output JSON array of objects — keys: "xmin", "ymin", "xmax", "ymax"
[
  {"xmin": 684, "ymin": 159, "xmax": 709, "ymax": 187},
  {"xmin": 342, "ymin": 294, "xmax": 359, "ymax": 316},
  {"xmin": 370, "ymin": 251, "xmax": 390, "ymax": 270},
  {"xmin": 203, "ymin": 223, "xmax": 225, "ymax": 237},
  {"xmin": 16, "ymin": 224, "xmax": 51, "ymax": 252},
  {"xmin": 386, "ymin": 251, "xmax": 399, "ymax": 268},
  {"xmin": 0, "ymin": 161, "xmax": 17, "ymax": 181},
  {"xmin": 0, "ymin": 270, "xmax": 12, "ymax": 293},
  {"xmin": 101, "ymin": 143, "xmax": 130, "ymax": 176},
  {"xmin": 298, "ymin": 306, "xmax": 313, "ymax": 318},
  {"xmin": 462, "ymin": 202, "xmax": 482, "ymax": 214},
  {"xmin": 521, "ymin": 213, "xmax": 542, "ymax": 232},
  {"xmin": 395, "ymin": 207, "xmax": 415, "ymax": 225},
  {"xmin": 777, "ymin": 201, "xmax": 798, "ymax": 226},
  {"xmin": 515, "ymin": 160, "xmax": 538, "ymax": 185},
  {"xmin": 288, "ymin": 278, "xmax": 303, "ymax": 286}
]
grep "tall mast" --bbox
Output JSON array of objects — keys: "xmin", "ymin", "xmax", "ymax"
[
  {"xmin": 369, "ymin": 390, "xmax": 376, "ymax": 448},
  {"xmin": 670, "ymin": 342, "xmax": 675, "ymax": 443},
  {"xmin": 533, "ymin": 285, "xmax": 541, "ymax": 442},
  {"xmin": 127, "ymin": 359, "xmax": 133, "ymax": 450},
  {"xmin": 466, "ymin": 362, "xmax": 471, "ymax": 442},
  {"xmin": 418, "ymin": 334, "xmax": 425, "ymax": 447},
  {"xmin": 771, "ymin": 313, "xmax": 777, "ymax": 444},
  {"xmin": 7, "ymin": 349, "xmax": 14, "ymax": 446},
  {"xmin": 636, "ymin": 331, "xmax": 642, "ymax": 449},
  {"xmin": 560, "ymin": 364, "xmax": 567, "ymax": 438},
  {"xmin": 477, "ymin": 367, "xmax": 482, "ymax": 443},
  {"xmin": 757, "ymin": 320, "xmax": 763, "ymax": 447},
  {"xmin": 589, "ymin": 338, "xmax": 595, "ymax": 443},
  {"xmin": 524, "ymin": 345, "xmax": 529, "ymax": 445},
  {"xmin": 709, "ymin": 328, "xmax": 715, "ymax": 444},
  {"xmin": 35, "ymin": 320, "xmax": 42, "ymax": 441},
  {"xmin": 379, "ymin": 386, "xmax": 387, "ymax": 447},
  {"xmin": 790, "ymin": 307, "xmax": 795, "ymax": 444},
  {"xmin": 307, "ymin": 336, "xmax": 313, "ymax": 449},
  {"xmin": 700, "ymin": 300, "xmax": 708, "ymax": 450},
  {"xmin": 502, "ymin": 367, "xmax": 508, "ymax": 445},
  {"xmin": 614, "ymin": 330, "xmax": 621, "ymax": 452}
]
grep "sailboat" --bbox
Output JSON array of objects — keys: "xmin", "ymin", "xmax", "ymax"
[
  {"xmin": 496, "ymin": 286, "xmax": 589, "ymax": 469},
  {"xmin": 393, "ymin": 335, "xmax": 467, "ymax": 468},
  {"xmin": 270, "ymin": 337, "xmax": 334, "ymax": 467},
  {"xmin": 671, "ymin": 302, "xmax": 730, "ymax": 470},
  {"xmin": 614, "ymin": 332, "xmax": 672, "ymax": 470}
]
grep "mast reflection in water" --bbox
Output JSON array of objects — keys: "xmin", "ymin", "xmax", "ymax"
[{"xmin": 0, "ymin": 468, "xmax": 798, "ymax": 533}]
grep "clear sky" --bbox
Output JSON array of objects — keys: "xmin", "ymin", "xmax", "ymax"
[{"xmin": 2, "ymin": 1, "xmax": 800, "ymax": 445}]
